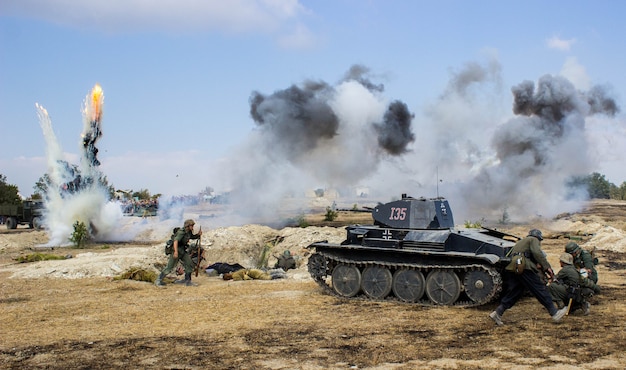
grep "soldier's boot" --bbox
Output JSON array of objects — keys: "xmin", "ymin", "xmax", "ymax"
[
  {"xmin": 583, "ymin": 301, "xmax": 591, "ymax": 316},
  {"xmin": 184, "ymin": 272, "xmax": 198, "ymax": 287},
  {"xmin": 552, "ymin": 306, "xmax": 568, "ymax": 323},
  {"xmin": 489, "ymin": 311, "xmax": 504, "ymax": 326},
  {"xmin": 155, "ymin": 272, "xmax": 167, "ymax": 287}
]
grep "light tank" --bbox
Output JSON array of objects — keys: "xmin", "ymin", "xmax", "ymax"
[{"xmin": 307, "ymin": 194, "xmax": 519, "ymax": 306}]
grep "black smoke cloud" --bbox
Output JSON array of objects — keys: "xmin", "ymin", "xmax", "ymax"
[
  {"xmin": 374, "ymin": 100, "xmax": 415, "ymax": 155},
  {"xmin": 459, "ymin": 74, "xmax": 620, "ymax": 219},
  {"xmin": 249, "ymin": 81, "xmax": 338, "ymax": 157},
  {"xmin": 220, "ymin": 65, "xmax": 416, "ymax": 222},
  {"xmin": 248, "ymin": 64, "xmax": 415, "ymax": 162}
]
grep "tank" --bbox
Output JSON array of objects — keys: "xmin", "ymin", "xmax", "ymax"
[{"xmin": 306, "ymin": 194, "xmax": 519, "ymax": 306}]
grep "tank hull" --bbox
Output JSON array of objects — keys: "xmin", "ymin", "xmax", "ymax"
[{"xmin": 306, "ymin": 195, "xmax": 518, "ymax": 307}]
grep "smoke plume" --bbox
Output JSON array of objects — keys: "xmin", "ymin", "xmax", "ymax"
[
  {"xmin": 221, "ymin": 65, "xmax": 415, "ymax": 221},
  {"xmin": 37, "ymin": 85, "xmax": 127, "ymax": 245},
  {"xmin": 456, "ymin": 74, "xmax": 620, "ymax": 220}
]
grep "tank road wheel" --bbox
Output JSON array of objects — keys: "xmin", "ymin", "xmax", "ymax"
[
  {"xmin": 361, "ymin": 266, "xmax": 393, "ymax": 299},
  {"xmin": 307, "ymin": 253, "xmax": 328, "ymax": 281},
  {"xmin": 332, "ymin": 264, "xmax": 362, "ymax": 297},
  {"xmin": 463, "ymin": 269, "xmax": 498, "ymax": 304},
  {"xmin": 425, "ymin": 270, "xmax": 461, "ymax": 305},
  {"xmin": 392, "ymin": 269, "xmax": 425, "ymax": 302}
]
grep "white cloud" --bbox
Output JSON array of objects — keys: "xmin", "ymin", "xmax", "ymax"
[
  {"xmin": 1, "ymin": 0, "xmax": 314, "ymax": 46},
  {"xmin": 546, "ymin": 35, "xmax": 577, "ymax": 51},
  {"xmin": 277, "ymin": 22, "xmax": 318, "ymax": 49},
  {"xmin": 560, "ymin": 56, "xmax": 591, "ymax": 90}
]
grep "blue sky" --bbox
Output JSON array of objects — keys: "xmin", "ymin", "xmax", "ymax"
[{"xmin": 1, "ymin": 1, "xmax": 625, "ymax": 219}]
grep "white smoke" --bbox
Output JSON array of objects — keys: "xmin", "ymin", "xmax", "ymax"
[
  {"xmin": 217, "ymin": 66, "xmax": 414, "ymax": 224},
  {"xmin": 36, "ymin": 87, "xmax": 129, "ymax": 245}
]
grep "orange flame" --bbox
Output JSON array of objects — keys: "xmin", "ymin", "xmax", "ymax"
[{"xmin": 91, "ymin": 83, "xmax": 104, "ymax": 122}]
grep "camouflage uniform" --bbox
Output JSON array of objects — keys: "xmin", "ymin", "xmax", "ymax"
[{"xmin": 155, "ymin": 219, "xmax": 202, "ymax": 287}]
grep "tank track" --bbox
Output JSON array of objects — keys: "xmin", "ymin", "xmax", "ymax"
[{"xmin": 308, "ymin": 250, "xmax": 503, "ymax": 307}]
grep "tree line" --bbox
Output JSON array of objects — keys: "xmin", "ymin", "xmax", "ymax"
[{"xmin": 1, "ymin": 172, "xmax": 625, "ymax": 205}]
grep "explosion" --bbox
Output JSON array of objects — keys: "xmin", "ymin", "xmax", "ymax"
[{"xmin": 37, "ymin": 84, "xmax": 123, "ymax": 245}]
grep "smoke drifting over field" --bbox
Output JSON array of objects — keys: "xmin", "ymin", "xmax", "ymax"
[
  {"xmin": 221, "ymin": 65, "xmax": 415, "ymax": 220},
  {"xmin": 215, "ymin": 61, "xmax": 622, "ymax": 224},
  {"xmin": 431, "ymin": 67, "xmax": 621, "ymax": 221}
]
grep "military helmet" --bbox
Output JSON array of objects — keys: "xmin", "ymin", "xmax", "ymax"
[
  {"xmin": 184, "ymin": 219, "xmax": 195, "ymax": 228},
  {"xmin": 559, "ymin": 252, "xmax": 573, "ymax": 265},
  {"xmin": 528, "ymin": 229, "xmax": 543, "ymax": 241},
  {"xmin": 283, "ymin": 250, "xmax": 291, "ymax": 257},
  {"xmin": 565, "ymin": 241, "xmax": 580, "ymax": 254}
]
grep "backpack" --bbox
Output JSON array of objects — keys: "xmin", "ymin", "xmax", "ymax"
[{"xmin": 164, "ymin": 227, "xmax": 180, "ymax": 255}]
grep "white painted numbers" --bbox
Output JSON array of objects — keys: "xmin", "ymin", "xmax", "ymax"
[{"xmin": 389, "ymin": 207, "xmax": 407, "ymax": 220}]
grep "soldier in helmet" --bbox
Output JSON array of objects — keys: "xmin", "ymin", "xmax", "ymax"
[
  {"xmin": 549, "ymin": 253, "xmax": 600, "ymax": 315},
  {"xmin": 489, "ymin": 229, "xmax": 568, "ymax": 325},
  {"xmin": 155, "ymin": 219, "xmax": 203, "ymax": 287},
  {"xmin": 565, "ymin": 241, "xmax": 598, "ymax": 283},
  {"xmin": 274, "ymin": 250, "xmax": 296, "ymax": 271}
]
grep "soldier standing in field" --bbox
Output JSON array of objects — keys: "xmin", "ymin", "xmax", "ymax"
[
  {"xmin": 489, "ymin": 229, "xmax": 568, "ymax": 325},
  {"xmin": 155, "ymin": 219, "xmax": 203, "ymax": 287}
]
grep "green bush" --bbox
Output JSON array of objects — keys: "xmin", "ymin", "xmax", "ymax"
[
  {"xmin": 296, "ymin": 214, "xmax": 309, "ymax": 228},
  {"xmin": 324, "ymin": 206, "xmax": 338, "ymax": 222},
  {"xmin": 69, "ymin": 220, "xmax": 89, "ymax": 248}
]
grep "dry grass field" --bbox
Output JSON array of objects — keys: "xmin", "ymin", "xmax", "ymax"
[{"xmin": 1, "ymin": 200, "xmax": 625, "ymax": 369}]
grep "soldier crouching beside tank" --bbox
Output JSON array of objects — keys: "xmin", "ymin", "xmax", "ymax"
[
  {"xmin": 155, "ymin": 219, "xmax": 203, "ymax": 287},
  {"xmin": 565, "ymin": 241, "xmax": 599, "ymax": 284},
  {"xmin": 489, "ymin": 229, "xmax": 569, "ymax": 326},
  {"xmin": 549, "ymin": 253, "xmax": 600, "ymax": 315}
]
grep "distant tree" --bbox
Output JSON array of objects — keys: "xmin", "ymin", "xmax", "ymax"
[
  {"xmin": 587, "ymin": 172, "xmax": 611, "ymax": 199},
  {"xmin": 132, "ymin": 189, "xmax": 151, "ymax": 200},
  {"xmin": 610, "ymin": 182, "xmax": 626, "ymax": 200},
  {"xmin": 566, "ymin": 172, "xmax": 612, "ymax": 200},
  {"xmin": 34, "ymin": 173, "xmax": 52, "ymax": 199},
  {"xmin": 199, "ymin": 186, "xmax": 214, "ymax": 196},
  {"xmin": 0, "ymin": 174, "xmax": 21, "ymax": 204},
  {"xmin": 34, "ymin": 171, "xmax": 114, "ymax": 200},
  {"xmin": 99, "ymin": 175, "xmax": 115, "ymax": 200}
]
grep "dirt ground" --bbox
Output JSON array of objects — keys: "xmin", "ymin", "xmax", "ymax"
[{"xmin": 1, "ymin": 199, "xmax": 626, "ymax": 369}]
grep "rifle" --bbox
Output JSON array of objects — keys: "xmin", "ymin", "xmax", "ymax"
[{"xmin": 194, "ymin": 226, "xmax": 202, "ymax": 277}]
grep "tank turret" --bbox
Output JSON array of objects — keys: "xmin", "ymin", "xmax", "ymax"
[{"xmin": 372, "ymin": 194, "xmax": 454, "ymax": 229}]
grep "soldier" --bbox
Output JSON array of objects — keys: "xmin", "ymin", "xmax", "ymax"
[
  {"xmin": 222, "ymin": 268, "xmax": 271, "ymax": 281},
  {"xmin": 565, "ymin": 241, "xmax": 598, "ymax": 283},
  {"xmin": 549, "ymin": 253, "xmax": 600, "ymax": 315},
  {"xmin": 274, "ymin": 250, "xmax": 296, "ymax": 271},
  {"xmin": 489, "ymin": 229, "xmax": 568, "ymax": 326},
  {"xmin": 155, "ymin": 219, "xmax": 203, "ymax": 287}
]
